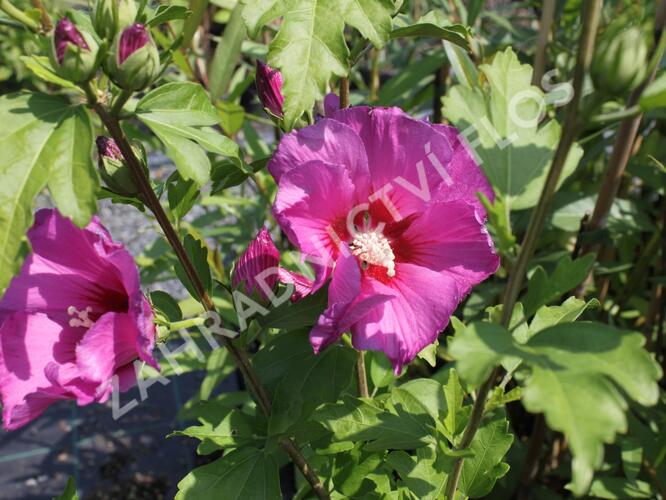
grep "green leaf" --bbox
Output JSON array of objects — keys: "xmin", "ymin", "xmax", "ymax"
[
  {"xmin": 54, "ymin": 477, "xmax": 78, "ymax": 500},
  {"xmin": 20, "ymin": 56, "xmax": 77, "ymax": 88},
  {"xmin": 390, "ymin": 11, "xmax": 470, "ymax": 51},
  {"xmin": 209, "ymin": 4, "xmax": 247, "ymax": 101},
  {"xmin": 136, "ymin": 83, "xmax": 240, "ymax": 185},
  {"xmin": 167, "ymin": 172, "xmax": 199, "ymax": 221},
  {"xmin": 46, "ymin": 106, "xmax": 99, "ymax": 227},
  {"xmin": 387, "ymin": 446, "xmax": 453, "ymax": 500},
  {"xmin": 479, "ymin": 193, "xmax": 515, "ymax": 257},
  {"xmin": 268, "ymin": 344, "xmax": 356, "ymax": 435},
  {"xmin": 257, "ymin": 286, "xmax": 327, "ymax": 331},
  {"xmin": 442, "ymin": 47, "xmax": 583, "ymax": 211},
  {"xmin": 620, "ymin": 437, "xmax": 643, "ymax": 481},
  {"xmin": 146, "ymin": 5, "xmax": 192, "ymax": 26},
  {"xmin": 369, "ymin": 351, "xmax": 398, "ymax": 389},
  {"xmin": 0, "ymin": 93, "xmax": 98, "ymax": 291},
  {"xmin": 217, "ymin": 101, "xmax": 246, "ymax": 135},
  {"xmin": 173, "ymin": 234, "xmax": 212, "ymax": 299},
  {"xmin": 149, "ymin": 290, "xmax": 183, "ymax": 322},
  {"xmin": 243, "ymin": 0, "xmax": 394, "ymax": 128},
  {"xmin": 175, "ymin": 447, "xmax": 281, "ymax": 500},
  {"xmin": 441, "ymin": 368, "xmax": 465, "ymax": 442},
  {"xmin": 458, "ymin": 411, "xmax": 513, "ymax": 498},
  {"xmin": 450, "ymin": 321, "xmax": 662, "ymax": 495},
  {"xmin": 251, "ymin": 330, "xmax": 314, "ymax": 393},
  {"xmin": 522, "ymin": 254, "xmax": 595, "ymax": 317},
  {"xmin": 528, "ymin": 296, "xmax": 599, "ymax": 337},
  {"xmin": 639, "ymin": 71, "xmax": 666, "ymax": 110},
  {"xmin": 444, "ymin": 40, "xmax": 478, "ymax": 88},
  {"xmin": 313, "ymin": 395, "xmax": 435, "ymax": 451},
  {"xmin": 586, "ymin": 477, "xmax": 654, "ymax": 499},
  {"xmin": 172, "ymin": 407, "xmax": 263, "ymax": 453}
]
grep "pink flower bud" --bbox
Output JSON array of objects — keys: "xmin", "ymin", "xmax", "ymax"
[
  {"xmin": 54, "ymin": 18, "xmax": 89, "ymax": 64},
  {"xmin": 119, "ymin": 23, "xmax": 150, "ymax": 64},
  {"xmin": 96, "ymin": 136, "xmax": 122, "ymax": 160},
  {"xmin": 232, "ymin": 228, "xmax": 280, "ymax": 301},
  {"xmin": 256, "ymin": 60, "xmax": 284, "ymax": 118}
]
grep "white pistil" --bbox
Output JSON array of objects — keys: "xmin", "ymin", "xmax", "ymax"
[
  {"xmin": 350, "ymin": 229, "xmax": 396, "ymax": 278},
  {"xmin": 68, "ymin": 306, "xmax": 94, "ymax": 328}
]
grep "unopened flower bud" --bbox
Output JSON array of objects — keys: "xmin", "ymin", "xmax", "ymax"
[
  {"xmin": 232, "ymin": 228, "xmax": 280, "ymax": 302},
  {"xmin": 93, "ymin": 0, "xmax": 138, "ymax": 40},
  {"xmin": 256, "ymin": 60, "xmax": 284, "ymax": 118},
  {"xmin": 106, "ymin": 23, "xmax": 160, "ymax": 91},
  {"xmin": 96, "ymin": 136, "xmax": 147, "ymax": 198},
  {"xmin": 591, "ymin": 23, "xmax": 648, "ymax": 96},
  {"xmin": 49, "ymin": 18, "xmax": 99, "ymax": 83}
]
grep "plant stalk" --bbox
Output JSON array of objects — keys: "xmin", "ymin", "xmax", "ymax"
[
  {"xmin": 0, "ymin": 0, "xmax": 40, "ymax": 32},
  {"xmin": 339, "ymin": 77, "xmax": 350, "ymax": 109},
  {"xmin": 531, "ymin": 0, "xmax": 556, "ymax": 87},
  {"xmin": 443, "ymin": 2, "xmax": 602, "ymax": 498},
  {"xmin": 84, "ymin": 84, "xmax": 330, "ymax": 500},
  {"xmin": 577, "ymin": 0, "xmax": 666, "ymax": 296},
  {"xmin": 356, "ymin": 351, "xmax": 369, "ymax": 398}
]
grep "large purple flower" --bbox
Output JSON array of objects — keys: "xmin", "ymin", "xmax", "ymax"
[
  {"xmin": 0, "ymin": 209, "xmax": 157, "ymax": 430},
  {"xmin": 269, "ymin": 105, "xmax": 499, "ymax": 372}
]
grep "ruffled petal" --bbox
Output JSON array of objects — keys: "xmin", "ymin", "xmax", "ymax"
[
  {"xmin": 351, "ymin": 263, "xmax": 460, "ymax": 374},
  {"xmin": 268, "ymin": 118, "xmax": 370, "ymax": 196},
  {"xmin": 431, "ymin": 125, "xmax": 495, "ymax": 214},
  {"xmin": 0, "ymin": 312, "xmax": 71, "ymax": 430},
  {"xmin": 273, "ymin": 161, "xmax": 358, "ymax": 290},
  {"xmin": 27, "ymin": 209, "xmax": 126, "ymax": 292},
  {"xmin": 396, "ymin": 200, "xmax": 499, "ymax": 295},
  {"xmin": 310, "ymin": 253, "xmax": 393, "ymax": 352},
  {"xmin": 277, "ymin": 268, "xmax": 315, "ymax": 301},
  {"xmin": 327, "ymin": 107, "xmax": 453, "ymax": 219},
  {"xmin": 75, "ymin": 311, "xmax": 149, "ymax": 386}
]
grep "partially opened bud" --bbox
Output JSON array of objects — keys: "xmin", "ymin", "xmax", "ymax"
[
  {"xmin": 232, "ymin": 228, "xmax": 280, "ymax": 302},
  {"xmin": 96, "ymin": 136, "xmax": 147, "ymax": 198},
  {"xmin": 106, "ymin": 23, "xmax": 160, "ymax": 91},
  {"xmin": 49, "ymin": 18, "xmax": 99, "ymax": 83},
  {"xmin": 93, "ymin": 0, "xmax": 138, "ymax": 40},
  {"xmin": 256, "ymin": 60, "xmax": 284, "ymax": 118}
]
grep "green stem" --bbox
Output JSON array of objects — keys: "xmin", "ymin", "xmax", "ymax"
[
  {"xmin": 168, "ymin": 317, "xmax": 206, "ymax": 332},
  {"xmin": 588, "ymin": 105, "xmax": 641, "ymax": 126},
  {"xmin": 340, "ymin": 77, "xmax": 350, "ymax": 108},
  {"xmin": 443, "ymin": 2, "xmax": 603, "ymax": 498},
  {"xmin": 356, "ymin": 351, "xmax": 369, "ymax": 398},
  {"xmin": 110, "ymin": 89, "xmax": 133, "ymax": 117},
  {"xmin": 531, "ymin": 0, "xmax": 556, "ymax": 87},
  {"xmin": 83, "ymin": 82, "xmax": 330, "ymax": 500},
  {"xmin": 0, "ymin": 0, "xmax": 40, "ymax": 32}
]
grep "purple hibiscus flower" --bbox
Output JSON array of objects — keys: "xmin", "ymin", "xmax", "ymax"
[
  {"xmin": 0, "ymin": 209, "xmax": 158, "ymax": 430},
  {"xmin": 269, "ymin": 105, "xmax": 499, "ymax": 372}
]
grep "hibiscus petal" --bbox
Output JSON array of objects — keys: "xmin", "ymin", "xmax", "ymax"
[
  {"xmin": 310, "ymin": 253, "xmax": 393, "ymax": 352},
  {"xmin": 0, "ymin": 312, "xmax": 69, "ymax": 429},
  {"xmin": 432, "ymin": 124, "xmax": 495, "ymax": 214},
  {"xmin": 397, "ymin": 200, "xmax": 499, "ymax": 295},
  {"xmin": 352, "ymin": 263, "xmax": 460, "ymax": 374},
  {"xmin": 277, "ymin": 268, "xmax": 315, "ymax": 301},
  {"xmin": 27, "ymin": 209, "xmax": 127, "ymax": 292},
  {"xmin": 327, "ymin": 107, "xmax": 454, "ymax": 219},
  {"xmin": 76, "ymin": 311, "xmax": 153, "ymax": 386},
  {"xmin": 274, "ymin": 161, "xmax": 358, "ymax": 290},
  {"xmin": 268, "ymin": 117, "xmax": 370, "ymax": 195}
]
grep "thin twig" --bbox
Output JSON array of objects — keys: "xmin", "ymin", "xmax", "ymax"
[
  {"xmin": 83, "ymin": 83, "xmax": 330, "ymax": 500},
  {"xmin": 443, "ymin": 2, "xmax": 603, "ymax": 498},
  {"xmin": 531, "ymin": 0, "xmax": 556, "ymax": 87},
  {"xmin": 577, "ymin": 1, "xmax": 666, "ymax": 297},
  {"xmin": 339, "ymin": 77, "xmax": 350, "ymax": 109},
  {"xmin": 31, "ymin": 0, "xmax": 51, "ymax": 32},
  {"xmin": 356, "ymin": 351, "xmax": 369, "ymax": 398},
  {"xmin": 0, "ymin": 0, "xmax": 40, "ymax": 32}
]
